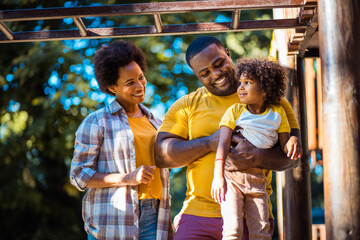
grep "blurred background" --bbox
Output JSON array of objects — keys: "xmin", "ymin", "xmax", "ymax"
[{"xmin": 0, "ymin": 0, "xmax": 323, "ymax": 239}]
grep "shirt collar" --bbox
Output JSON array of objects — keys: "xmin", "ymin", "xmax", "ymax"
[
  {"xmin": 108, "ymin": 99, "xmax": 123, "ymax": 114},
  {"xmin": 108, "ymin": 99, "xmax": 153, "ymax": 119}
]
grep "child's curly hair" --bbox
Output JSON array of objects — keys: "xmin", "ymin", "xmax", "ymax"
[{"xmin": 236, "ymin": 58, "xmax": 287, "ymax": 106}]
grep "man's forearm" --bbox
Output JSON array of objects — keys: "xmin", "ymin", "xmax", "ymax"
[
  {"xmin": 227, "ymin": 129, "xmax": 301, "ymax": 171},
  {"xmin": 252, "ymin": 144, "xmax": 300, "ymax": 171},
  {"xmin": 155, "ymin": 132, "xmax": 215, "ymax": 168}
]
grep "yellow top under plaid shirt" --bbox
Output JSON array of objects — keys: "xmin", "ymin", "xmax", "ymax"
[{"xmin": 70, "ymin": 100, "xmax": 171, "ymax": 240}]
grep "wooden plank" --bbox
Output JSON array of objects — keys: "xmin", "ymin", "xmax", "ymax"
[
  {"xmin": 0, "ymin": 19, "xmax": 307, "ymax": 43},
  {"xmin": 305, "ymin": 58, "xmax": 317, "ymax": 150},
  {"xmin": 72, "ymin": 17, "xmax": 87, "ymax": 37},
  {"xmin": 319, "ymin": 0, "xmax": 360, "ymax": 239},
  {"xmin": 316, "ymin": 58, "xmax": 323, "ymax": 149},
  {"xmin": 0, "ymin": 21, "xmax": 14, "ymax": 40},
  {"xmin": 0, "ymin": 0, "xmax": 307, "ymax": 22},
  {"xmin": 282, "ymin": 56, "xmax": 312, "ymax": 240}
]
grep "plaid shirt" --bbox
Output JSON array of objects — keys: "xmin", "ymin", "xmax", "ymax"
[{"xmin": 70, "ymin": 100, "xmax": 171, "ymax": 240}]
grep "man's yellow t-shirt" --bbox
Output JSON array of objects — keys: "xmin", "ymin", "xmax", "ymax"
[{"xmin": 159, "ymin": 86, "xmax": 299, "ymax": 218}]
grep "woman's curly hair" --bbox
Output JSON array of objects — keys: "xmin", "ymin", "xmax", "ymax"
[
  {"xmin": 93, "ymin": 40, "xmax": 147, "ymax": 96},
  {"xmin": 236, "ymin": 58, "xmax": 288, "ymax": 106}
]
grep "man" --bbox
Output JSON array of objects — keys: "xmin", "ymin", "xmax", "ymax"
[{"xmin": 155, "ymin": 36, "xmax": 302, "ymax": 239}]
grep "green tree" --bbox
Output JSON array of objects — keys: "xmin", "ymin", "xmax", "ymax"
[{"xmin": 0, "ymin": 1, "xmax": 273, "ymax": 239}]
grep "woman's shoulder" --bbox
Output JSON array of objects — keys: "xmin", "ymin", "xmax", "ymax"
[{"xmin": 81, "ymin": 105, "xmax": 110, "ymax": 125}]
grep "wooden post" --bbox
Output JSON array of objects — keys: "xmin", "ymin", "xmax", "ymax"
[
  {"xmin": 273, "ymin": 7, "xmax": 312, "ymax": 238},
  {"xmin": 318, "ymin": 0, "xmax": 360, "ymax": 239},
  {"xmin": 282, "ymin": 56, "xmax": 312, "ymax": 240}
]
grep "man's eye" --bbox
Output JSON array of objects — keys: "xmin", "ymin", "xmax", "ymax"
[{"xmin": 215, "ymin": 60, "xmax": 224, "ymax": 68}]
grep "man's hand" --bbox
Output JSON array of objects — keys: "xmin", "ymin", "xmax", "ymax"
[{"xmin": 226, "ymin": 133, "xmax": 257, "ymax": 171}]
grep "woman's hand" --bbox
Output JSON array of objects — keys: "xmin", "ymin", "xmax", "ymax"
[
  {"xmin": 125, "ymin": 165, "xmax": 156, "ymax": 186},
  {"xmin": 211, "ymin": 174, "xmax": 227, "ymax": 204}
]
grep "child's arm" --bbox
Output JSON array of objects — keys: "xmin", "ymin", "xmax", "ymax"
[
  {"xmin": 278, "ymin": 132, "xmax": 300, "ymax": 160},
  {"xmin": 211, "ymin": 125, "xmax": 233, "ymax": 203}
]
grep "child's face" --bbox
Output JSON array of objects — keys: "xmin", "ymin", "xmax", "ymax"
[{"xmin": 237, "ymin": 74, "xmax": 266, "ymax": 107}]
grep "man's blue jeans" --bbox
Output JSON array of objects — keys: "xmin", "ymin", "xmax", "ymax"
[{"xmin": 87, "ymin": 199, "xmax": 159, "ymax": 240}]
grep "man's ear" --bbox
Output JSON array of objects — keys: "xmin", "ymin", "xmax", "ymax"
[{"xmin": 225, "ymin": 48, "xmax": 231, "ymax": 57}]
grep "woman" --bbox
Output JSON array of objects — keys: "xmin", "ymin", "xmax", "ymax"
[{"xmin": 70, "ymin": 41, "xmax": 172, "ymax": 240}]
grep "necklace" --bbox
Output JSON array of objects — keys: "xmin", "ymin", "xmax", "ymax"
[{"xmin": 127, "ymin": 109, "xmax": 143, "ymax": 118}]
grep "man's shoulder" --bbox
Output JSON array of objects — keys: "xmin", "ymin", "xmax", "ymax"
[{"xmin": 172, "ymin": 87, "xmax": 208, "ymax": 107}]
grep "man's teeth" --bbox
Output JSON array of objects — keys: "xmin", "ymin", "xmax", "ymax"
[{"xmin": 215, "ymin": 77, "xmax": 226, "ymax": 84}]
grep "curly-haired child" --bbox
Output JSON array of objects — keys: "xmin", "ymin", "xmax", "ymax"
[{"xmin": 211, "ymin": 58, "xmax": 300, "ymax": 239}]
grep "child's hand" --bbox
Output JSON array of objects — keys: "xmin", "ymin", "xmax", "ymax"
[
  {"xmin": 286, "ymin": 136, "xmax": 302, "ymax": 160},
  {"xmin": 211, "ymin": 175, "xmax": 227, "ymax": 204}
]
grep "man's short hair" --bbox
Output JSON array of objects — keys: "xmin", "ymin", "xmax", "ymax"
[{"xmin": 186, "ymin": 36, "xmax": 225, "ymax": 67}]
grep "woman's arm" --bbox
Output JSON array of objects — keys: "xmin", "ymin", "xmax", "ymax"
[{"xmin": 86, "ymin": 166, "xmax": 156, "ymax": 188}]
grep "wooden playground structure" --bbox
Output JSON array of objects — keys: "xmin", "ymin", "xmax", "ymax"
[{"xmin": 1, "ymin": 0, "xmax": 359, "ymax": 239}]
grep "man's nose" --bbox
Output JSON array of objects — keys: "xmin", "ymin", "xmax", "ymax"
[{"xmin": 212, "ymin": 69, "xmax": 222, "ymax": 79}]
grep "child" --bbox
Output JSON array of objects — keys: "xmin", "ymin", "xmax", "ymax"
[{"xmin": 211, "ymin": 58, "xmax": 299, "ymax": 239}]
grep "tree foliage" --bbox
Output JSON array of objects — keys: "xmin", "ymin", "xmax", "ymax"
[{"xmin": 0, "ymin": 1, "xmax": 273, "ymax": 239}]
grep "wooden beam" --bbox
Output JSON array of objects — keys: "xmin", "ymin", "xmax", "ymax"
[
  {"xmin": 0, "ymin": 19, "xmax": 307, "ymax": 43},
  {"xmin": 319, "ymin": 0, "xmax": 360, "ymax": 239},
  {"xmin": 231, "ymin": 9, "xmax": 241, "ymax": 29},
  {"xmin": 316, "ymin": 58, "xmax": 323, "ymax": 149},
  {"xmin": 0, "ymin": 21, "xmax": 14, "ymax": 40},
  {"xmin": 305, "ymin": 58, "xmax": 317, "ymax": 150},
  {"xmin": 153, "ymin": 14, "xmax": 164, "ymax": 33},
  {"xmin": 282, "ymin": 56, "xmax": 312, "ymax": 240},
  {"xmin": 298, "ymin": 6, "xmax": 318, "ymax": 57},
  {"xmin": 0, "ymin": 0, "xmax": 308, "ymax": 22},
  {"xmin": 72, "ymin": 17, "xmax": 87, "ymax": 37}
]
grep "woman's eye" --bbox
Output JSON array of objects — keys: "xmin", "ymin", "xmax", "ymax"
[{"xmin": 201, "ymin": 71, "xmax": 209, "ymax": 77}]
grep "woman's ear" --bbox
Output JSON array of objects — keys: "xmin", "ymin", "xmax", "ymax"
[{"xmin": 108, "ymin": 87, "xmax": 116, "ymax": 95}]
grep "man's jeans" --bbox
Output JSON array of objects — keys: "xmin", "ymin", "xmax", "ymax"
[{"xmin": 87, "ymin": 199, "xmax": 159, "ymax": 240}]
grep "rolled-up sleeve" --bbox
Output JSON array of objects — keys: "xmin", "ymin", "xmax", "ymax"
[{"xmin": 70, "ymin": 114, "xmax": 103, "ymax": 191}]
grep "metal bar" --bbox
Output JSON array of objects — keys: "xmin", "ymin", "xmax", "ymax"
[
  {"xmin": 72, "ymin": 17, "xmax": 87, "ymax": 37},
  {"xmin": 0, "ymin": 0, "xmax": 307, "ymax": 22},
  {"xmin": 0, "ymin": 19, "xmax": 307, "ymax": 43},
  {"xmin": 231, "ymin": 9, "xmax": 241, "ymax": 29},
  {"xmin": 0, "ymin": 21, "xmax": 14, "ymax": 40},
  {"xmin": 153, "ymin": 14, "xmax": 163, "ymax": 33}
]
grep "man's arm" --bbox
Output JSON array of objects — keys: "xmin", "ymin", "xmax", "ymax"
[
  {"xmin": 154, "ymin": 131, "xmax": 219, "ymax": 168},
  {"xmin": 227, "ymin": 128, "xmax": 302, "ymax": 171}
]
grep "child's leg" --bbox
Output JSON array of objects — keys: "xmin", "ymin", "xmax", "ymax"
[
  {"xmin": 244, "ymin": 171, "xmax": 271, "ymax": 240},
  {"xmin": 221, "ymin": 171, "xmax": 246, "ymax": 240}
]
